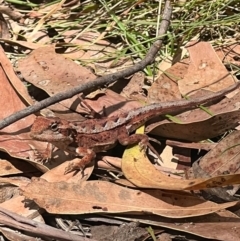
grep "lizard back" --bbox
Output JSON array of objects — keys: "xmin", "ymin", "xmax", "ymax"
[{"xmin": 73, "ymin": 82, "xmax": 240, "ymax": 134}]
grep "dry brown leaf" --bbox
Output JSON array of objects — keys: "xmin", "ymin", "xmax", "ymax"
[
  {"xmin": 159, "ymin": 145, "xmax": 178, "ymax": 170},
  {"xmin": 116, "ymin": 209, "xmax": 240, "ymax": 241},
  {"xmin": 0, "ymin": 154, "xmax": 37, "ymax": 176},
  {"xmin": 179, "ymin": 41, "xmax": 235, "ymax": 94},
  {"xmin": 157, "ymin": 56, "xmax": 173, "ymax": 73},
  {"xmin": 0, "ymin": 46, "xmax": 33, "ymax": 105},
  {"xmin": 19, "ymin": 45, "xmax": 96, "ymax": 97},
  {"xmin": 18, "ymin": 46, "xmax": 95, "ymax": 92},
  {"xmin": 0, "ymin": 177, "xmax": 30, "ymax": 188},
  {"xmin": 146, "ymin": 94, "xmax": 240, "ymax": 141},
  {"xmin": 97, "ymin": 156, "xmax": 122, "ymax": 170},
  {"xmin": 62, "ymin": 31, "xmax": 116, "ymax": 60},
  {"xmin": 84, "ymin": 89, "xmax": 141, "ymax": 117},
  {"xmin": 21, "ymin": 178, "xmax": 239, "ymax": 217},
  {"xmin": 0, "ymin": 184, "xmax": 18, "ymax": 203},
  {"xmin": 41, "ymin": 159, "xmax": 94, "ymax": 183},
  {"xmin": 153, "ymin": 165, "xmax": 184, "ymax": 178},
  {"xmin": 0, "ymin": 47, "xmax": 74, "ymax": 175},
  {"xmin": 148, "ymin": 59, "xmax": 188, "ymax": 102},
  {"xmin": 17, "ymin": 46, "xmax": 96, "ymax": 118},
  {"xmin": 0, "ymin": 196, "xmax": 43, "ymax": 222},
  {"xmin": 0, "ymin": 50, "xmax": 46, "ymax": 171},
  {"xmin": 120, "ymin": 72, "xmax": 146, "ymax": 101},
  {"xmin": 0, "ymin": 177, "xmax": 29, "ymax": 204},
  {"xmin": 0, "ymin": 182, "xmax": 42, "ymax": 226},
  {"xmin": 196, "ymin": 130, "xmax": 240, "ymax": 196},
  {"xmin": 122, "ymin": 127, "xmax": 240, "ymax": 190}
]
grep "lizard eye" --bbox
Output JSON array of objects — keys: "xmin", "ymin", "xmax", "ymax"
[{"xmin": 50, "ymin": 123, "xmax": 59, "ymax": 132}]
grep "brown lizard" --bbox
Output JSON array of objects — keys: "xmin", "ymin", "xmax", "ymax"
[{"xmin": 30, "ymin": 82, "xmax": 240, "ymax": 174}]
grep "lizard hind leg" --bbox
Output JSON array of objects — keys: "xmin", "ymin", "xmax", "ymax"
[
  {"xmin": 133, "ymin": 134, "xmax": 162, "ymax": 162},
  {"xmin": 139, "ymin": 136, "xmax": 163, "ymax": 163},
  {"xmin": 117, "ymin": 128, "xmax": 162, "ymax": 162}
]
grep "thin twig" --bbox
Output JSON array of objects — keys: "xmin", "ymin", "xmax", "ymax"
[
  {"xmin": 0, "ymin": 207, "xmax": 97, "ymax": 241},
  {"xmin": 0, "ymin": 6, "xmax": 23, "ymax": 21},
  {"xmin": 0, "ymin": 1, "xmax": 172, "ymax": 130}
]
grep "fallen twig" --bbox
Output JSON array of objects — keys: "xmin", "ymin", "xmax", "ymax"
[
  {"xmin": 0, "ymin": 207, "xmax": 97, "ymax": 241},
  {"xmin": 0, "ymin": 1, "xmax": 172, "ymax": 130},
  {"xmin": 0, "ymin": 6, "xmax": 23, "ymax": 21}
]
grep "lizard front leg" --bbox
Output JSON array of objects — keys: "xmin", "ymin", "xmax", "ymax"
[
  {"xmin": 64, "ymin": 147, "xmax": 96, "ymax": 174},
  {"xmin": 117, "ymin": 127, "xmax": 160, "ymax": 159},
  {"xmin": 30, "ymin": 142, "xmax": 54, "ymax": 164}
]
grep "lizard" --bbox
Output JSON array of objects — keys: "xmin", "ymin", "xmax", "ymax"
[{"xmin": 30, "ymin": 82, "xmax": 240, "ymax": 174}]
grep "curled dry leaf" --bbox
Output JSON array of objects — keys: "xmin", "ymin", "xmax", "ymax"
[
  {"xmin": 21, "ymin": 177, "xmax": 239, "ymax": 218},
  {"xmin": 0, "ymin": 48, "xmax": 46, "ymax": 171},
  {"xmin": 0, "ymin": 154, "xmax": 36, "ymax": 176},
  {"xmin": 197, "ymin": 130, "xmax": 240, "ymax": 177},
  {"xmin": 121, "ymin": 127, "xmax": 240, "ymax": 190}
]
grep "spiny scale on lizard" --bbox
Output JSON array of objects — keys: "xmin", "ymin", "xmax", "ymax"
[{"xmin": 72, "ymin": 82, "xmax": 240, "ymax": 134}]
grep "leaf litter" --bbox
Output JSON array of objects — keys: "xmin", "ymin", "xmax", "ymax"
[{"xmin": 0, "ymin": 1, "xmax": 240, "ymax": 240}]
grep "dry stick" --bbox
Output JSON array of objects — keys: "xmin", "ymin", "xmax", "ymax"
[
  {"xmin": 0, "ymin": 1, "xmax": 172, "ymax": 130},
  {"xmin": 0, "ymin": 6, "xmax": 23, "ymax": 21},
  {"xmin": 0, "ymin": 207, "xmax": 96, "ymax": 241}
]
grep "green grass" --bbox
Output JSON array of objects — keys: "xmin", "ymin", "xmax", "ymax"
[{"xmin": 5, "ymin": 0, "xmax": 240, "ymax": 76}]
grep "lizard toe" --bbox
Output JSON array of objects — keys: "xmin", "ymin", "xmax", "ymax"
[{"xmin": 64, "ymin": 161, "xmax": 84, "ymax": 174}]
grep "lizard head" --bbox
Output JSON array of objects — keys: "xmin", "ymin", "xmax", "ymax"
[{"xmin": 30, "ymin": 116, "xmax": 74, "ymax": 145}]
